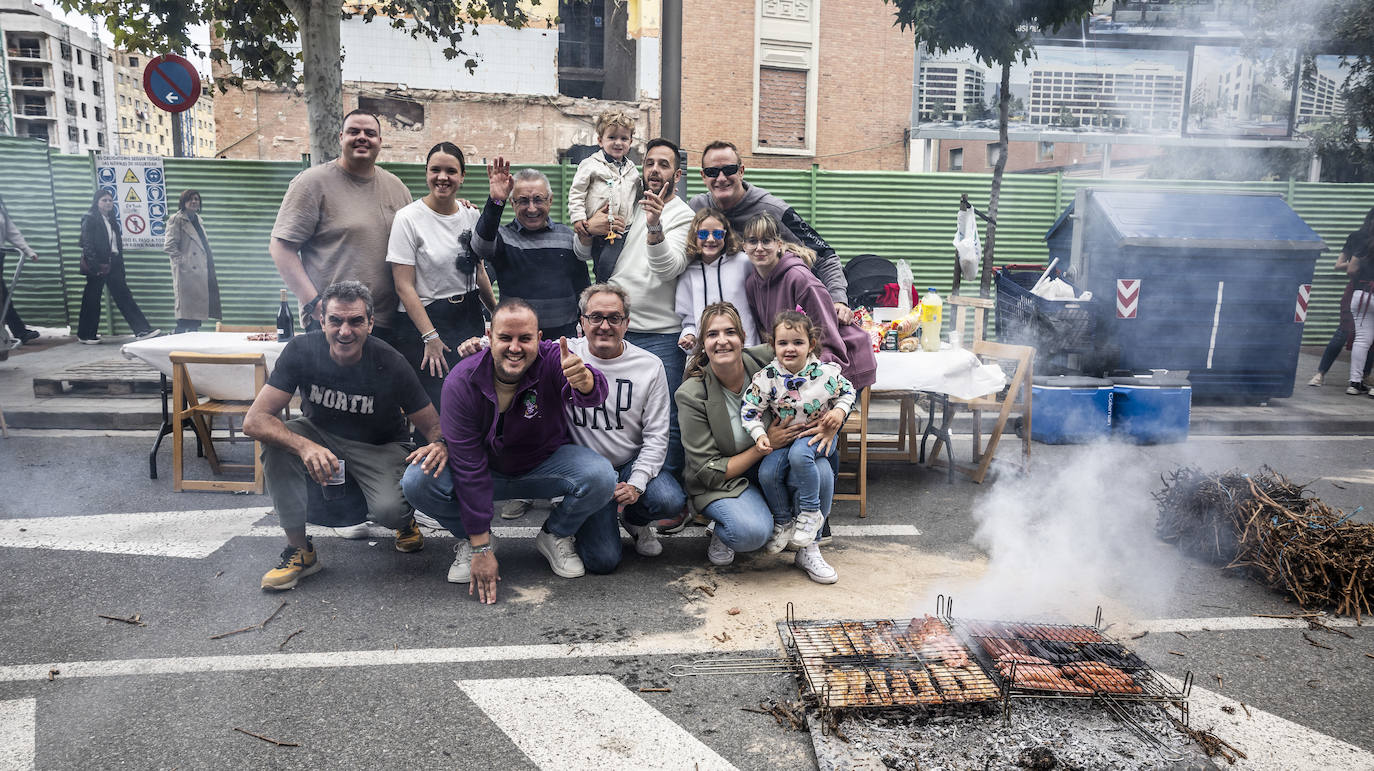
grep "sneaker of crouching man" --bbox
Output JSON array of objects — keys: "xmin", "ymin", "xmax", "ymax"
[
  {"xmin": 243, "ymin": 280, "xmax": 445, "ymax": 591},
  {"xmin": 401, "ymin": 297, "xmax": 619, "ymax": 604},
  {"xmin": 566, "ymin": 283, "xmax": 686, "ymax": 558}
]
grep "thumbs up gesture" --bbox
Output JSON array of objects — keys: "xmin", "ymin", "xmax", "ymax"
[{"xmin": 560, "ymin": 336, "xmax": 594, "ymax": 394}]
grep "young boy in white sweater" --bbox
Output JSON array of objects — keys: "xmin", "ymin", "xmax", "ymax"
[{"xmin": 569, "ymin": 111, "xmax": 642, "ymax": 243}]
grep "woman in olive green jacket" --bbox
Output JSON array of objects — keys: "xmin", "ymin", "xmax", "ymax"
[
  {"xmin": 675, "ymin": 301, "xmax": 838, "ymax": 583},
  {"xmin": 163, "ymin": 189, "xmax": 222, "ymax": 333}
]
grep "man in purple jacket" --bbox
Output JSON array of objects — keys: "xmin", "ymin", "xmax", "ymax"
[{"xmin": 401, "ymin": 298, "xmax": 617, "ymax": 603}]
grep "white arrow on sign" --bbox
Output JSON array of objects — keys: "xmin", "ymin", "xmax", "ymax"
[
  {"xmin": 457, "ymin": 675, "xmax": 738, "ymax": 771},
  {"xmin": 164, "ymin": 91, "xmax": 179, "ymax": 103},
  {"xmin": 0, "ymin": 698, "xmax": 35, "ymax": 771},
  {"xmin": 0, "ymin": 507, "xmax": 269, "ymax": 559}
]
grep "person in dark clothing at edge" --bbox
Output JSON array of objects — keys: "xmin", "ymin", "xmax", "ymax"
[
  {"xmin": 473, "ymin": 159, "xmax": 592, "ymax": 341},
  {"xmin": 687, "ymin": 140, "xmax": 854, "ymax": 325}
]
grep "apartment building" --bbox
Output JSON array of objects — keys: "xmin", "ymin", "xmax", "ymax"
[
  {"xmin": 0, "ymin": 0, "xmax": 114, "ymax": 153},
  {"xmin": 1028, "ymin": 63, "xmax": 1186, "ymax": 132},
  {"xmin": 112, "ymin": 49, "xmax": 215, "ymax": 156},
  {"xmin": 1296, "ymin": 69, "xmax": 1342, "ymax": 123},
  {"xmin": 917, "ymin": 60, "xmax": 987, "ymax": 122}
]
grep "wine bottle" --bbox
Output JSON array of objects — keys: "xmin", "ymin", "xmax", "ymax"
[{"xmin": 276, "ymin": 289, "xmax": 294, "ymax": 342}]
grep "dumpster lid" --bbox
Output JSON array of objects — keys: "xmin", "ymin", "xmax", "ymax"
[
  {"xmin": 1033, "ymin": 376, "xmax": 1113, "ymax": 388},
  {"xmin": 1045, "ymin": 189, "xmax": 1326, "ymax": 252}
]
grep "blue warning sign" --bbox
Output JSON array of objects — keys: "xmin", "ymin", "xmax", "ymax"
[
  {"xmin": 151, "ymin": 220, "xmax": 166, "ymax": 237},
  {"xmin": 98, "ymin": 167, "xmax": 116, "ymax": 184},
  {"xmin": 146, "ymin": 185, "xmax": 164, "ymax": 202},
  {"xmin": 145, "ymin": 167, "xmax": 163, "ymax": 184}
]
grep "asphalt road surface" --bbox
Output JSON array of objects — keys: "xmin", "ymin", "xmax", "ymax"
[{"xmin": 1, "ymin": 430, "xmax": 1372, "ymax": 769}]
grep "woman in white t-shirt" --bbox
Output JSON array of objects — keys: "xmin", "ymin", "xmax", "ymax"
[{"xmin": 387, "ymin": 142, "xmax": 495, "ymax": 410}]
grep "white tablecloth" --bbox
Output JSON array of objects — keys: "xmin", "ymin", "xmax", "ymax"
[
  {"xmin": 122, "ymin": 332, "xmax": 288, "ymax": 400},
  {"xmin": 870, "ymin": 348, "xmax": 1006, "ymax": 400}
]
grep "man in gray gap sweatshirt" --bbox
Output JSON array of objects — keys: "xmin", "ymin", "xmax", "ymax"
[
  {"xmin": 687, "ymin": 140, "xmax": 853, "ymax": 324},
  {"xmin": 565, "ymin": 283, "xmax": 685, "ymax": 558}
]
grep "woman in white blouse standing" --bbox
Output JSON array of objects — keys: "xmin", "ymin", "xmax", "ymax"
[{"xmin": 387, "ymin": 142, "xmax": 495, "ymax": 409}]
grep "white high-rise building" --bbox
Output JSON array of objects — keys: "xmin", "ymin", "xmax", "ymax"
[
  {"xmin": 918, "ymin": 60, "xmax": 987, "ymax": 121},
  {"xmin": 1028, "ymin": 62, "xmax": 1185, "ymax": 131},
  {"xmin": 1, "ymin": 0, "xmax": 115, "ymax": 152},
  {"xmin": 1297, "ymin": 70, "xmax": 1342, "ymax": 121}
]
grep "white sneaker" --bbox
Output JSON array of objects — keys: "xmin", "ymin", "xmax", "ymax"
[
  {"xmin": 535, "ymin": 529, "xmax": 585, "ymax": 578},
  {"xmin": 1307, "ymin": 373, "xmax": 1324, "ymax": 386},
  {"xmin": 447, "ymin": 540, "xmax": 473, "ymax": 584},
  {"xmin": 625, "ymin": 523, "xmax": 662, "ymax": 557},
  {"xmin": 500, "ymin": 499, "xmax": 533, "ymax": 520},
  {"xmin": 333, "ymin": 522, "xmax": 371, "ymax": 539},
  {"xmin": 412, "ymin": 510, "xmax": 441, "ymax": 529},
  {"xmin": 795, "ymin": 543, "xmax": 838, "ymax": 584},
  {"xmin": 764, "ymin": 521, "xmax": 794, "ymax": 555},
  {"xmin": 707, "ymin": 531, "xmax": 735, "ymax": 566},
  {"xmin": 789, "ymin": 510, "xmax": 824, "ymax": 549}
]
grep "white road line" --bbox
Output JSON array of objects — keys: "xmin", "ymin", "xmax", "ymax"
[
  {"xmin": 1183, "ymin": 435, "xmax": 1374, "ymax": 442},
  {"xmin": 243, "ymin": 524, "xmax": 923, "ymax": 539},
  {"xmin": 457, "ymin": 676, "xmax": 737, "ymax": 771},
  {"xmin": 1160, "ymin": 676, "xmax": 1374, "ymax": 770},
  {"xmin": 0, "ymin": 508, "xmax": 269, "ymax": 558},
  {"xmin": 0, "ymin": 640, "xmax": 741, "ymax": 684},
  {"xmin": 1, "ymin": 429, "xmax": 162, "ymax": 438},
  {"xmin": 0, "ymin": 698, "xmax": 35, "ymax": 771},
  {"xmin": 1125, "ymin": 616, "xmax": 1362, "ymax": 635}
]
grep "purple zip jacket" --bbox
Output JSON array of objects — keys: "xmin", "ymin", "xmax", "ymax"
[{"xmin": 441, "ymin": 339, "xmax": 608, "ymax": 536}]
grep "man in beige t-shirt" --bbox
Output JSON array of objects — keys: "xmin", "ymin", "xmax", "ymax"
[{"xmin": 271, "ymin": 109, "xmax": 413, "ymax": 337}]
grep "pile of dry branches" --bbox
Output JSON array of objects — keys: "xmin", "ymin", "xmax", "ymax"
[{"xmin": 1155, "ymin": 467, "xmax": 1373, "ymax": 620}]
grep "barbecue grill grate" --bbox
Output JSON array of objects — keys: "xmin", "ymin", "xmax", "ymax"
[
  {"xmin": 782, "ymin": 604, "xmax": 1002, "ymax": 709},
  {"xmin": 935, "ymin": 595, "xmax": 1192, "ymax": 723}
]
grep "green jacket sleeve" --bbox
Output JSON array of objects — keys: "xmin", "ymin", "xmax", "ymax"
[{"xmin": 675, "ymin": 377, "xmax": 729, "ymax": 493}]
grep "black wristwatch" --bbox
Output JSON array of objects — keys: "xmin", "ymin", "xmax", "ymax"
[{"xmin": 301, "ymin": 293, "xmax": 323, "ymax": 317}]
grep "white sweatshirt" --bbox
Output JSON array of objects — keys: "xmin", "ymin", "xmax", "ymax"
[
  {"xmin": 576, "ymin": 195, "xmax": 693, "ymax": 335},
  {"xmin": 565, "ymin": 337, "xmax": 670, "ymax": 491},
  {"xmin": 674, "ymin": 251, "xmax": 759, "ymax": 345}
]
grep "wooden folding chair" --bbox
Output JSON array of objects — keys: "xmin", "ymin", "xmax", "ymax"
[
  {"xmin": 948, "ymin": 294, "xmax": 992, "ymax": 348},
  {"xmin": 170, "ymin": 352, "xmax": 267, "ymax": 493},
  {"xmin": 834, "ymin": 387, "xmax": 871, "ymax": 517},
  {"xmin": 927, "ymin": 341, "xmax": 1033, "ymax": 484}
]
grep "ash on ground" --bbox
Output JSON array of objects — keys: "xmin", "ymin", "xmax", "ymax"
[{"xmin": 829, "ymin": 700, "xmax": 1216, "ymax": 770}]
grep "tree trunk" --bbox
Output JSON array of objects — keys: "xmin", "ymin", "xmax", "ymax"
[
  {"xmin": 979, "ymin": 60, "xmax": 1012, "ymax": 298},
  {"xmin": 292, "ymin": 0, "xmax": 343, "ymax": 165}
]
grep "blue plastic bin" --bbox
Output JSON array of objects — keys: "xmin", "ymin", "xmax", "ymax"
[
  {"xmin": 1111, "ymin": 375, "xmax": 1191, "ymax": 444},
  {"xmin": 1045, "ymin": 189, "xmax": 1324, "ymax": 400},
  {"xmin": 1031, "ymin": 376, "xmax": 1113, "ymax": 444}
]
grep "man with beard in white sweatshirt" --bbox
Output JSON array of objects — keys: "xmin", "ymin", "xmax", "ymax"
[{"xmin": 565, "ymin": 283, "xmax": 685, "ymax": 557}]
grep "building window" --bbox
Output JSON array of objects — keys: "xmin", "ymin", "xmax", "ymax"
[
  {"xmin": 76, "ymin": 50, "xmax": 83, "ymax": 65},
  {"xmin": 81, "ymin": 103, "xmax": 88, "ymax": 118},
  {"xmin": 60, "ymin": 42, "xmax": 72, "ymax": 60},
  {"xmin": 68, "ymin": 126, "xmax": 79, "ymax": 141},
  {"xmin": 1037, "ymin": 141, "xmax": 1054, "ymax": 161},
  {"xmin": 78, "ymin": 77, "xmax": 84, "ymax": 91},
  {"xmin": 949, "ymin": 148, "xmax": 964, "ymax": 170},
  {"xmin": 94, "ymin": 107, "xmax": 102, "ymax": 121},
  {"xmin": 986, "ymin": 143, "xmax": 1002, "ymax": 167},
  {"xmin": 121, "ymin": 117, "xmax": 128, "ymax": 128},
  {"xmin": 64, "ymin": 72, "xmax": 75, "ymax": 88},
  {"xmin": 97, "ymin": 131, "xmax": 104, "ymax": 148},
  {"xmin": 83, "ymin": 129, "xmax": 89, "ymax": 143},
  {"xmin": 92, "ymin": 81, "xmax": 101, "ymax": 96},
  {"xmin": 65, "ymin": 99, "xmax": 77, "ymax": 116},
  {"xmin": 129, "ymin": 56, "xmax": 139, "ymax": 68},
  {"xmin": 757, "ymin": 67, "xmax": 808, "ymax": 149}
]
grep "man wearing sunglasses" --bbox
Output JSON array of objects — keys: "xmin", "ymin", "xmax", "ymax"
[
  {"xmin": 245, "ymin": 281, "xmax": 446, "ymax": 591},
  {"xmin": 576, "ymin": 138, "xmax": 694, "ymax": 492},
  {"xmin": 688, "ymin": 140, "xmax": 853, "ymax": 324}
]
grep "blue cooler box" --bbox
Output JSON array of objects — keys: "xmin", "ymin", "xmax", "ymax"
[
  {"xmin": 1030, "ymin": 376, "xmax": 1113, "ymax": 444},
  {"xmin": 1111, "ymin": 375, "xmax": 1191, "ymax": 444}
]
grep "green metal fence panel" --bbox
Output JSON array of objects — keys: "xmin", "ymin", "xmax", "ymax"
[
  {"xmin": 0, "ymin": 137, "xmax": 68, "ymax": 327},
  {"xmin": 8, "ymin": 138, "xmax": 1374, "ymax": 349}
]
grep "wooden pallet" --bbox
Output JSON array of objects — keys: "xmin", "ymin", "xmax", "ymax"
[{"xmin": 33, "ymin": 358, "xmax": 162, "ymax": 397}]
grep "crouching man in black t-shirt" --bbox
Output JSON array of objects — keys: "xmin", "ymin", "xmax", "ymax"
[{"xmin": 244, "ymin": 280, "xmax": 448, "ymax": 590}]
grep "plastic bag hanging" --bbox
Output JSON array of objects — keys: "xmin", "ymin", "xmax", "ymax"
[
  {"xmin": 954, "ymin": 207, "xmax": 981, "ymax": 280},
  {"xmin": 895, "ymin": 259, "xmax": 915, "ymax": 315}
]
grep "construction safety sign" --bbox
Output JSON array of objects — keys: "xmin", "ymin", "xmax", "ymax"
[{"xmin": 96, "ymin": 155, "xmax": 166, "ymax": 249}]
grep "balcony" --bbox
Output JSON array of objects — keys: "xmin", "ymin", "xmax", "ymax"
[
  {"xmin": 11, "ymin": 76, "xmax": 53, "ymax": 91},
  {"xmin": 7, "ymin": 47, "xmax": 44, "ymax": 61},
  {"xmin": 16, "ymin": 105, "xmax": 54, "ymax": 119}
]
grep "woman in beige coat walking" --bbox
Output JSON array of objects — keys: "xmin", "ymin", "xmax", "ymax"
[{"xmin": 163, "ymin": 189, "xmax": 222, "ymax": 333}]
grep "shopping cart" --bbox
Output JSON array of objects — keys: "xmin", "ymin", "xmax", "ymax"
[{"xmin": 994, "ymin": 264, "xmax": 1100, "ymax": 375}]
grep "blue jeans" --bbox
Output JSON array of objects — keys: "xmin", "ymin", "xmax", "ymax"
[
  {"xmin": 401, "ymin": 444, "xmax": 621, "ymax": 574},
  {"xmin": 611, "ymin": 460, "xmax": 686, "ymax": 528},
  {"xmin": 758, "ymin": 442, "xmax": 836, "ymax": 535},
  {"xmin": 701, "ymin": 481, "xmax": 774, "ymax": 553},
  {"xmin": 624, "ymin": 331, "xmax": 685, "ymax": 480}
]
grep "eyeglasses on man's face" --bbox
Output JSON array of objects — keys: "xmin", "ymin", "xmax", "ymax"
[
  {"xmin": 701, "ymin": 164, "xmax": 741, "ymax": 179},
  {"xmin": 514, "ymin": 195, "xmax": 550, "ymax": 208},
  {"xmin": 697, "ymin": 229, "xmax": 726, "ymax": 241},
  {"xmin": 580, "ymin": 312, "xmax": 627, "ymax": 327}
]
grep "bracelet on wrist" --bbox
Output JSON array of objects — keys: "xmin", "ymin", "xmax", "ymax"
[{"xmin": 471, "ymin": 543, "xmax": 494, "ymax": 555}]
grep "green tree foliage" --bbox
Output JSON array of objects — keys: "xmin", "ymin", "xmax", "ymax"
[
  {"xmin": 886, "ymin": 0, "xmax": 1095, "ymax": 295},
  {"xmin": 59, "ymin": 0, "xmax": 546, "ymax": 162}
]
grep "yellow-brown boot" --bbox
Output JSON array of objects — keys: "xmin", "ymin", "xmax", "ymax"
[{"xmin": 261, "ymin": 538, "xmax": 322, "ymax": 590}]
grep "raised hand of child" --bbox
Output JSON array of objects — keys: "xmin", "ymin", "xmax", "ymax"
[
  {"xmin": 755, "ymin": 434, "xmax": 772, "ymax": 454},
  {"xmin": 678, "ymin": 333, "xmax": 696, "ymax": 353}
]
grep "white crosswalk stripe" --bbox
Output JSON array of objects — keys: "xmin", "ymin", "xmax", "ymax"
[{"xmin": 0, "ymin": 699, "xmax": 35, "ymax": 771}]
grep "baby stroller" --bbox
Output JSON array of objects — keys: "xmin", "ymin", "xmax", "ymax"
[{"xmin": 843, "ymin": 254, "xmax": 898, "ymax": 309}]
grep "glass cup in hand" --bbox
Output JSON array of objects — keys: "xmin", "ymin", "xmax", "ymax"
[{"xmin": 322, "ymin": 458, "xmax": 347, "ymax": 501}]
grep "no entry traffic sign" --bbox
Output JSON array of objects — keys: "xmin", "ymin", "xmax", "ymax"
[{"xmin": 143, "ymin": 54, "xmax": 201, "ymax": 113}]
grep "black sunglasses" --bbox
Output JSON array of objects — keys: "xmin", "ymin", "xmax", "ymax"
[
  {"xmin": 696, "ymin": 229, "xmax": 726, "ymax": 241},
  {"xmin": 701, "ymin": 164, "xmax": 740, "ymax": 178}
]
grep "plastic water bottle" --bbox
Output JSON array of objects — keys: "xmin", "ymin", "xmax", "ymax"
[{"xmin": 920, "ymin": 288, "xmax": 943, "ymax": 351}]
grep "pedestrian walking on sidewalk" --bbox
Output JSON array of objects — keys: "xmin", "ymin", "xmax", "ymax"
[
  {"xmin": 76, "ymin": 190, "xmax": 160, "ymax": 344},
  {"xmin": 1309, "ymin": 206, "xmax": 1374, "ymax": 389},
  {"xmin": 1346, "ymin": 247, "xmax": 1374, "ymax": 397},
  {"xmin": 0, "ymin": 195, "xmax": 41, "ymax": 345},
  {"xmin": 163, "ymin": 189, "xmax": 221, "ymax": 334}
]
